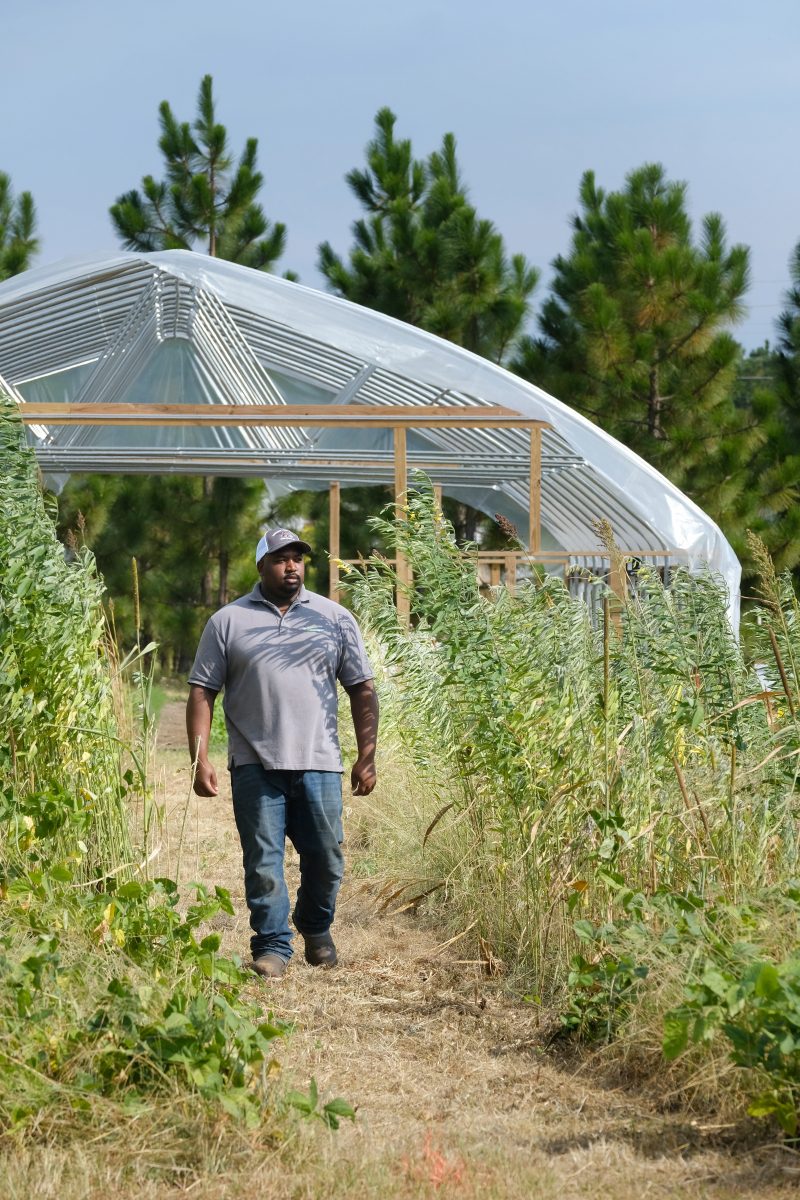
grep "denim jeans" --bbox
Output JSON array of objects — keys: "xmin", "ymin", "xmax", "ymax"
[{"xmin": 230, "ymin": 764, "xmax": 344, "ymax": 961}]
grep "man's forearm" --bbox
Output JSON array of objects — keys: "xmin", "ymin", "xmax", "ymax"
[
  {"xmin": 186, "ymin": 685, "xmax": 217, "ymax": 764},
  {"xmin": 347, "ymin": 679, "xmax": 379, "ymax": 761}
]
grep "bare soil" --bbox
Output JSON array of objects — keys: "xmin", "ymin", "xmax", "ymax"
[{"xmin": 148, "ymin": 700, "xmax": 800, "ymax": 1198}]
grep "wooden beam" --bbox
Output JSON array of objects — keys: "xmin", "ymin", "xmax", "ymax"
[
  {"xmin": 433, "ymin": 483, "xmax": 443, "ymax": 510},
  {"xmin": 329, "ymin": 481, "xmax": 340, "ymax": 602},
  {"xmin": 342, "ymin": 549, "xmax": 674, "ymax": 565},
  {"xmin": 18, "ymin": 401, "xmax": 550, "ymax": 431},
  {"xmin": 529, "ymin": 425, "xmax": 542, "ymax": 554},
  {"xmin": 472, "ymin": 548, "xmax": 673, "ymax": 560},
  {"xmin": 394, "ymin": 425, "xmax": 410, "ymax": 625}
]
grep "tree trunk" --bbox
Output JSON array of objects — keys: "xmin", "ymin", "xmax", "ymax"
[
  {"xmin": 648, "ymin": 364, "xmax": 662, "ymax": 438},
  {"xmin": 201, "ymin": 568, "xmax": 214, "ymax": 607},
  {"xmin": 218, "ymin": 547, "xmax": 229, "ymax": 608},
  {"xmin": 451, "ymin": 503, "xmax": 479, "ymax": 546},
  {"xmin": 209, "ymin": 163, "xmax": 217, "ymax": 257},
  {"xmin": 201, "ymin": 476, "xmax": 214, "ymax": 606}
]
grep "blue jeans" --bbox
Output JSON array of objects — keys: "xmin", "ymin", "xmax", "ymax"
[{"xmin": 230, "ymin": 764, "xmax": 345, "ymax": 961}]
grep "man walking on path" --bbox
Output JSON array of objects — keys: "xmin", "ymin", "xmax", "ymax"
[{"xmin": 186, "ymin": 528, "xmax": 379, "ymax": 979}]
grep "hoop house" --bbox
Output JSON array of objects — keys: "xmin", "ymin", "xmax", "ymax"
[{"xmin": 0, "ymin": 250, "xmax": 740, "ymax": 615}]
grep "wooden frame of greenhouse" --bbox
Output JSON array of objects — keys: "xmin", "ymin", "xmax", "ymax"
[{"xmin": 0, "ymin": 251, "xmax": 741, "ymax": 622}]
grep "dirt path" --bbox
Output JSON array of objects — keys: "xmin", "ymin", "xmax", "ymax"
[{"xmin": 155, "ymin": 701, "xmax": 798, "ymax": 1199}]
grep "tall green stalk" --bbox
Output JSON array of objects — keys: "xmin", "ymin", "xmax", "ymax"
[{"xmin": 0, "ymin": 397, "xmax": 133, "ymax": 878}]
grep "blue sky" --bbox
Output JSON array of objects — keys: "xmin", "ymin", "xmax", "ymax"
[{"xmin": 3, "ymin": 0, "xmax": 798, "ymax": 349}]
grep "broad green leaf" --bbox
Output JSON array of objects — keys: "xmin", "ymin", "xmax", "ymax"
[
  {"xmin": 748, "ymin": 1095, "xmax": 797, "ymax": 1136},
  {"xmin": 754, "ymin": 963, "xmax": 781, "ymax": 998},
  {"xmin": 324, "ymin": 1097, "xmax": 356, "ymax": 1120},
  {"xmin": 662, "ymin": 1013, "xmax": 690, "ymax": 1061},
  {"xmin": 116, "ymin": 881, "xmax": 145, "ymax": 900},
  {"xmin": 700, "ymin": 968, "xmax": 729, "ymax": 998},
  {"xmin": 285, "ymin": 1090, "xmax": 314, "ymax": 1115}
]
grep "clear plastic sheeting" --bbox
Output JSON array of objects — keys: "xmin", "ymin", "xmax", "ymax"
[{"xmin": 0, "ymin": 250, "xmax": 741, "ymax": 619}]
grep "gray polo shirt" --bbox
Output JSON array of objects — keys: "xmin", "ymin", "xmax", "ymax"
[{"xmin": 188, "ymin": 584, "xmax": 373, "ymax": 773}]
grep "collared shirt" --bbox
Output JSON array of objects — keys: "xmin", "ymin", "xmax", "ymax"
[{"xmin": 188, "ymin": 584, "xmax": 373, "ymax": 772}]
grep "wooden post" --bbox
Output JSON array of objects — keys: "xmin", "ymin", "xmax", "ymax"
[
  {"xmin": 433, "ymin": 483, "xmax": 443, "ymax": 511},
  {"xmin": 329, "ymin": 481, "xmax": 340, "ymax": 602},
  {"xmin": 608, "ymin": 558, "xmax": 626, "ymax": 608},
  {"xmin": 528, "ymin": 424, "xmax": 542, "ymax": 556},
  {"xmin": 607, "ymin": 556, "xmax": 626, "ymax": 631},
  {"xmin": 394, "ymin": 426, "xmax": 411, "ymax": 624},
  {"xmin": 490, "ymin": 561, "xmax": 501, "ymax": 588},
  {"xmin": 504, "ymin": 552, "xmax": 517, "ymax": 595}
]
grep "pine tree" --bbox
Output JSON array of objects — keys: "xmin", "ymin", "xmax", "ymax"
[
  {"xmin": 58, "ymin": 473, "xmax": 266, "ymax": 671},
  {"xmin": 0, "ymin": 172, "xmax": 38, "ymax": 279},
  {"xmin": 312, "ymin": 108, "xmax": 538, "ymax": 554},
  {"xmin": 749, "ymin": 242, "xmax": 800, "ymax": 576},
  {"xmin": 109, "ymin": 74, "xmax": 286, "ymax": 269},
  {"xmin": 61, "ymin": 75, "xmax": 291, "ymax": 662},
  {"xmin": 775, "ymin": 242, "xmax": 800, "ymax": 434},
  {"xmin": 512, "ymin": 165, "xmax": 753, "ymax": 523},
  {"xmin": 319, "ymin": 108, "xmax": 538, "ymax": 365}
]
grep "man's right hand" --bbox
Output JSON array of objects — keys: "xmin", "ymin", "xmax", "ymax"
[
  {"xmin": 193, "ymin": 760, "xmax": 219, "ymax": 797},
  {"xmin": 187, "ymin": 685, "xmax": 219, "ymax": 795}
]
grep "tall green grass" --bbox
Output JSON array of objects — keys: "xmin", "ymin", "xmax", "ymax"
[
  {"xmin": 343, "ymin": 477, "xmax": 800, "ymax": 1129},
  {"xmin": 344, "ymin": 478, "xmax": 799, "ymax": 989},
  {"xmin": 0, "ymin": 397, "xmax": 133, "ymax": 876}
]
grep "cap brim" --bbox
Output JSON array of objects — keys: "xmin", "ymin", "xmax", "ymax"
[{"xmin": 264, "ymin": 540, "xmax": 312, "ymax": 557}]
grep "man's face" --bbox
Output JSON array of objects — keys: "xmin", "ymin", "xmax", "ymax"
[{"xmin": 257, "ymin": 547, "xmax": 305, "ymax": 603}]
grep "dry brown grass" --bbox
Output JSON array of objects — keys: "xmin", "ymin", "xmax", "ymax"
[{"xmin": 4, "ymin": 699, "xmax": 798, "ymax": 1199}]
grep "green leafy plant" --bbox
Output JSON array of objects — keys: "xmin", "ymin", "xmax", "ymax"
[
  {"xmin": 664, "ymin": 934, "xmax": 800, "ymax": 1135},
  {"xmin": 0, "ymin": 396, "xmax": 353, "ymax": 1144},
  {"xmin": 561, "ymin": 943, "xmax": 649, "ymax": 1039},
  {"xmin": 284, "ymin": 1077, "xmax": 357, "ymax": 1130}
]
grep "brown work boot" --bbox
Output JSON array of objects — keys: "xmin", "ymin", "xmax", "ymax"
[
  {"xmin": 302, "ymin": 931, "xmax": 337, "ymax": 968},
  {"xmin": 252, "ymin": 953, "xmax": 288, "ymax": 979}
]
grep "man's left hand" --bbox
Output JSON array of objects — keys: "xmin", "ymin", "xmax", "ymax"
[{"xmin": 351, "ymin": 757, "xmax": 377, "ymax": 795}]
